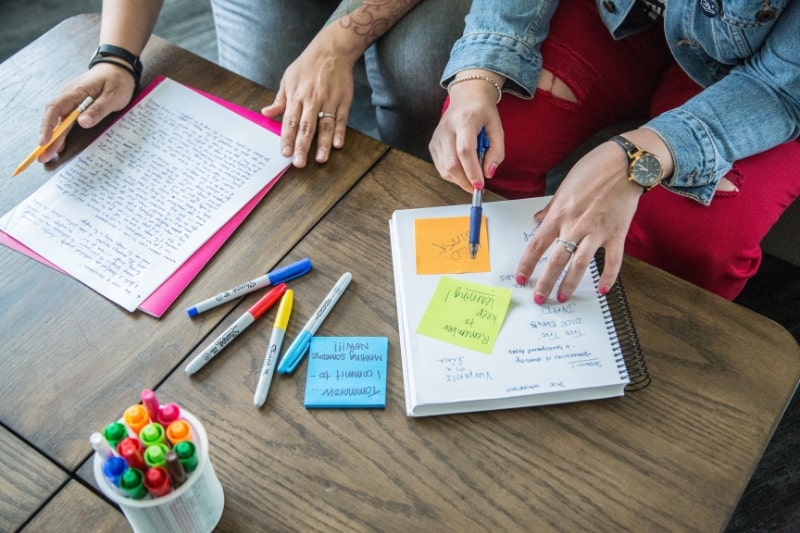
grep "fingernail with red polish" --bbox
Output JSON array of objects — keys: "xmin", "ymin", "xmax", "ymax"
[
  {"xmin": 557, "ymin": 292, "xmax": 568, "ymax": 303},
  {"xmin": 516, "ymin": 274, "xmax": 527, "ymax": 286},
  {"xmin": 598, "ymin": 285, "xmax": 609, "ymax": 296},
  {"xmin": 472, "ymin": 181, "xmax": 484, "ymax": 191},
  {"xmin": 534, "ymin": 292, "xmax": 546, "ymax": 305},
  {"xmin": 487, "ymin": 163, "xmax": 497, "ymax": 178}
]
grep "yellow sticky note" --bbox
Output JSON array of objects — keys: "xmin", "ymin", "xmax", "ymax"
[
  {"xmin": 414, "ymin": 216, "xmax": 490, "ymax": 274},
  {"xmin": 417, "ymin": 276, "xmax": 512, "ymax": 354}
]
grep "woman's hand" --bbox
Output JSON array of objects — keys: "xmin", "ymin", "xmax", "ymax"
[
  {"xmin": 38, "ymin": 64, "xmax": 135, "ymax": 163},
  {"xmin": 429, "ymin": 70, "xmax": 506, "ymax": 192},
  {"xmin": 515, "ymin": 129, "xmax": 673, "ymax": 304},
  {"xmin": 261, "ymin": 39, "xmax": 354, "ymax": 168}
]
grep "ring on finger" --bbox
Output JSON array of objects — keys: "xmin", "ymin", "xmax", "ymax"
[
  {"xmin": 555, "ymin": 238, "xmax": 578, "ymax": 254},
  {"xmin": 317, "ymin": 111, "xmax": 336, "ymax": 120}
]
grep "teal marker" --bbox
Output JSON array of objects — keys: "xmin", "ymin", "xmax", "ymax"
[
  {"xmin": 119, "ymin": 468, "xmax": 148, "ymax": 499},
  {"xmin": 139, "ymin": 422, "xmax": 167, "ymax": 448},
  {"xmin": 174, "ymin": 441, "xmax": 198, "ymax": 472},
  {"xmin": 102, "ymin": 421, "xmax": 128, "ymax": 448},
  {"xmin": 144, "ymin": 443, "xmax": 170, "ymax": 469}
]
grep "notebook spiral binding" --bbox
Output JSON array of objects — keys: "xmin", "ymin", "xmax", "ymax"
[{"xmin": 591, "ymin": 249, "xmax": 650, "ymax": 392}]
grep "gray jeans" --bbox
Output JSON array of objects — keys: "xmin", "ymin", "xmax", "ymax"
[{"xmin": 210, "ymin": 0, "xmax": 471, "ymax": 161}]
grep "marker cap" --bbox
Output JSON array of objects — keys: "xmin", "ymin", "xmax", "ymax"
[
  {"xmin": 157, "ymin": 403, "xmax": 181, "ymax": 425},
  {"xmin": 140, "ymin": 389, "xmax": 160, "ymax": 422},
  {"xmin": 174, "ymin": 440, "xmax": 199, "ymax": 472},
  {"xmin": 166, "ymin": 419, "xmax": 193, "ymax": 446},
  {"xmin": 143, "ymin": 466, "xmax": 172, "ymax": 497},
  {"xmin": 124, "ymin": 404, "xmax": 150, "ymax": 435},
  {"xmin": 102, "ymin": 456, "xmax": 129, "ymax": 486},
  {"xmin": 144, "ymin": 443, "xmax": 170, "ymax": 469},
  {"xmin": 139, "ymin": 423, "xmax": 167, "ymax": 448},
  {"xmin": 165, "ymin": 449, "xmax": 188, "ymax": 488},
  {"xmin": 268, "ymin": 257, "xmax": 312, "ymax": 284},
  {"xmin": 102, "ymin": 421, "xmax": 128, "ymax": 448},
  {"xmin": 117, "ymin": 437, "xmax": 146, "ymax": 470},
  {"xmin": 119, "ymin": 468, "xmax": 148, "ymax": 499}
]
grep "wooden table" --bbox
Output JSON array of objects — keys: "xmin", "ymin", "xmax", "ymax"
[
  {"xmin": 3, "ymin": 14, "xmax": 799, "ymax": 533},
  {"xmin": 0, "ymin": 14, "xmax": 384, "ymax": 531}
]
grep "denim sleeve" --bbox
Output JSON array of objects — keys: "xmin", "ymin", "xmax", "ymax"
[
  {"xmin": 440, "ymin": 0, "xmax": 560, "ymax": 98},
  {"xmin": 646, "ymin": 1, "xmax": 800, "ymax": 205}
]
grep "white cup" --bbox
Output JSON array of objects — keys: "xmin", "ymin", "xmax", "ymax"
[{"xmin": 93, "ymin": 410, "xmax": 224, "ymax": 533}]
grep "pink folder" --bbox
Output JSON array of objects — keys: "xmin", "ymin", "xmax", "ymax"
[{"xmin": 0, "ymin": 76, "xmax": 289, "ymax": 317}]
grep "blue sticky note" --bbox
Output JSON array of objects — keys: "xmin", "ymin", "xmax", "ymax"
[{"xmin": 304, "ymin": 336, "xmax": 389, "ymax": 408}]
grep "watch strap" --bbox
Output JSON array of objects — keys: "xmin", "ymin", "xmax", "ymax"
[
  {"xmin": 610, "ymin": 135, "xmax": 637, "ymax": 158},
  {"xmin": 89, "ymin": 44, "xmax": 143, "ymax": 93}
]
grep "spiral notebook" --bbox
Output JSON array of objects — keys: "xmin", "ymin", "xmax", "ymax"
[{"xmin": 389, "ymin": 196, "xmax": 648, "ymax": 417}]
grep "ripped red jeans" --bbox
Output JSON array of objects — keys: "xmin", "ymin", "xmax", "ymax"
[{"xmin": 485, "ymin": 0, "xmax": 800, "ymax": 299}]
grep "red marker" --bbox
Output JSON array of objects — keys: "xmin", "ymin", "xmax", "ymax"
[
  {"xmin": 185, "ymin": 283, "xmax": 288, "ymax": 375},
  {"xmin": 143, "ymin": 466, "xmax": 172, "ymax": 497},
  {"xmin": 117, "ymin": 437, "xmax": 146, "ymax": 470}
]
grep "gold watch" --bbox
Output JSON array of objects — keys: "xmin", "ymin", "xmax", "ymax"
[{"xmin": 610, "ymin": 135, "xmax": 663, "ymax": 192}]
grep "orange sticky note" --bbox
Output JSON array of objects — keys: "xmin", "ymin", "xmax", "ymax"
[{"xmin": 414, "ymin": 216, "xmax": 490, "ymax": 275}]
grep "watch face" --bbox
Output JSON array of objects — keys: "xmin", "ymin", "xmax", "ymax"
[{"xmin": 631, "ymin": 153, "xmax": 663, "ymax": 188}]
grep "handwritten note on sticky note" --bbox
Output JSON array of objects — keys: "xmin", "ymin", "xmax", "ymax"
[
  {"xmin": 417, "ymin": 277, "xmax": 512, "ymax": 354},
  {"xmin": 414, "ymin": 216, "xmax": 490, "ymax": 274},
  {"xmin": 304, "ymin": 337, "xmax": 389, "ymax": 408}
]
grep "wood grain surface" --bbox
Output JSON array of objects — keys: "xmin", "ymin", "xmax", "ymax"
[
  {"xmin": 0, "ymin": 14, "xmax": 386, "ymax": 470},
  {"xmin": 125, "ymin": 149, "xmax": 799, "ymax": 531},
  {"xmin": 0, "ymin": 426, "xmax": 67, "ymax": 531},
  {"xmin": 22, "ymin": 480, "xmax": 127, "ymax": 531},
  {"xmin": 5, "ymin": 14, "xmax": 799, "ymax": 533}
]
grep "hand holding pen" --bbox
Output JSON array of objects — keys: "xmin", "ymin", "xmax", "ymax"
[{"xmin": 469, "ymin": 127, "xmax": 490, "ymax": 259}]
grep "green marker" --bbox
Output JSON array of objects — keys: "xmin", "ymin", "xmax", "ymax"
[
  {"xmin": 139, "ymin": 422, "xmax": 167, "ymax": 448},
  {"xmin": 119, "ymin": 468, "xmax": 147, "ymax": 499},
  {"xmin": 174, "ymin": 441, "xmax": 198, "ymax": 472},
  {"xmin": 144, "ymin": 443, "xmax": 169, "ymax": 469},
  {"xmin": 102, "ymin": 421, "xmax": 128, "ymax": 448}
]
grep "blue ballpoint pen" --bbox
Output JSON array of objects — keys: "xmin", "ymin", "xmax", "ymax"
[{"xmin": 469, "ymin": 127, "xmax": 490, "ymax": 259}]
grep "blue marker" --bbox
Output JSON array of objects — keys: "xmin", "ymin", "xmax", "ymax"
[
  {"xmin": 103, "ymin": 456, "xmax": 129, "ymax": 487},
  {"xmin": 277, "ymin": 272, "xmax": 352, "ymax": 374},
  {"xmin": 469, "ymin": 127, "xmax": 489, "ymax": 259},
  {"xmin": 186, "ymin": 257, "xmax": 312, "ymax": 317}
]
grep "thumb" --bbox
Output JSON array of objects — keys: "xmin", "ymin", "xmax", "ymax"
[{"xmin": 261, "ymin": 90, "xmax": 287, "ymax": 118}]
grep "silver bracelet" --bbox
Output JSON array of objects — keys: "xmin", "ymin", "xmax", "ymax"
[{"xmin": 446, "ymin": 74, "xmax": 503, "ymax": 104}]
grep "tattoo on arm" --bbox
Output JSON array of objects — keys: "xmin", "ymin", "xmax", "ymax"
[{"xmin": 326, "ymin": 0, "xmax": 419, "ymax": 45}]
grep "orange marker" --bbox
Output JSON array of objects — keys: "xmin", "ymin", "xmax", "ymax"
[
  {"xmin": 12, "ymin": 96, "xmax": 93, "ymax": 177},
  {"xmin": 166, "ymin": 419, "xmax": 193, "ymax": 446},
  {"xmin": 124, "ymin": 404, "xmax": 150, "ymax": 435}
]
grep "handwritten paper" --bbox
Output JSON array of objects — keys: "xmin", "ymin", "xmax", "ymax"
[
  {"xmin": 304, "ymin": 337, "xmax": 389, "ymax": 408},
  {"xmin": 414, "ymin": 216, "xmax": 490, "ymax": 274},
  {"xmin": 417, "ymin": 277, "xmax": 512, "ymax": 354},
  {"xmin": 0, "ymin": 78, "xmax": 291, "ymax": 311}
]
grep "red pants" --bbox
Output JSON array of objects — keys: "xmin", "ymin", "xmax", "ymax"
[{"xmin": 486, "ymin": 0, "xmax": 800, "ymax": 299}]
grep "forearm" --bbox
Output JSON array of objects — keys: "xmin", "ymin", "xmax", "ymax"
[
  {"xmin": 99, "ymin": 0, "xmax": 164, "ymax": 55},
  {"xmin": 321, "ymin": 0, "xmax": 422, "ymax": 63}
]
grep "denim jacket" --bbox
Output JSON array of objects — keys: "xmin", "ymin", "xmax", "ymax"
[{"xmin": 442, "ymin": 0, "xmax": 800, "ymax": 204}]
